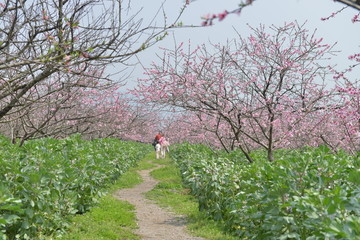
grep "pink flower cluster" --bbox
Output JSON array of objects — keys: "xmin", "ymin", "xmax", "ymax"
[
  {"xmin": 351, "ymin": 13, "xmax": 359, "ymax": 23},
  {"xmin": 42, "ymin": 10, "xmax": 49, "ymax": 21},
  {"xmin": 201, "ymin": 0, "xmax": 255, "ymax": 26},
  {"xmin": 348, "ymin": 53, "xmax": 360, "ymax": 62}
]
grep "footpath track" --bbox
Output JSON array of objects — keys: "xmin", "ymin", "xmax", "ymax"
[{"xmin": 113, "ymin": 163, "xmax": 204, "ymax": 240}]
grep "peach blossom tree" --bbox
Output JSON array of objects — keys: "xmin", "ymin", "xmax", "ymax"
[
  {"xmin": 0, "ymin": 0, "xmax": 187, "ymax": 136},
  {"xmin": 134, "ymin": 22, "xmax": 342, "ymax": 162}
]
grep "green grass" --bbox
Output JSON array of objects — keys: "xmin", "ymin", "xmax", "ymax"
[
  {"xmin": 60, "ymin": 196, "xmax": 139, "ymax": 240},
  {"xmin": 146, "ymin": 156, "xmax": 238, "ymax": 240}
]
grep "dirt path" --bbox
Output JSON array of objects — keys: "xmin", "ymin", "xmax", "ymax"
[{"xmin": 113, "ymin": 164, "xmax": 205, "ymax": 240}]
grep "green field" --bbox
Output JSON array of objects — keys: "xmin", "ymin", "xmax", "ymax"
[
  {"xmin": 0, "ymin": 135, "xmax": 150, "ymax": 240},
  {"xmin": 1, "ymin": 137, "xmax": 359, "ymax": 240},
  {"xmin": 171, "ymin": 143, "xmax": 360, "ymax": 239}
]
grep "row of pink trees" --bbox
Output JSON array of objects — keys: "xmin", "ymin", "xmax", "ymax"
[
  {"xmin": 0, "ymin": 70, "xmax": 160, "ymax": 145},
  {"xmin": 0, "ymin": 0, "xmax": 186, "ymax": 142},
  {"xmin": 159, "ymin": 113, "xmax": 223, "ymax": 147},
  {"xmin": 134, "ymin": 22, "xmax": 359, "ymax": 162}
]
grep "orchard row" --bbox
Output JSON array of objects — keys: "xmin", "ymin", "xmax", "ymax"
[
  {"xmin": 0, "ymin": 135, "xmax": 150, "ymax": 239},
  {"xmin": 171, "ymin": 143, "xmax": 360, "ymax": 239}
]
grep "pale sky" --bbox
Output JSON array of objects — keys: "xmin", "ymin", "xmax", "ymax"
[{"xmin": 123, "ymin": 0, "xmax": 360, "ymax": 89}]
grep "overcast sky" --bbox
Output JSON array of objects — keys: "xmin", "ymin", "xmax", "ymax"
[{"xmin": 123, "ymin": 0, "xmax": 360, "ymax": 89}]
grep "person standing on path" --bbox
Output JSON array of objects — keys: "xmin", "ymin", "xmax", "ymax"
[
  {"xmin": 154, "ymin": 132, "xmax": 162, "ymax": 143},
  {"xmin": 152, "ymin": 131, "xmax": 163, "ymax": 150}
]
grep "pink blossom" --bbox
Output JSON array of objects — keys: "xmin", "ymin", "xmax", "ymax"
[
  {"xmin": 64, "ymin": 55, "xmax": 71, "ymax": 61},
  {"xmin": 202, "ymin": 13, "xmax": 211, "ymax": 20},
  {"xmin": 351, "ymin": 13, "xmax": 359, "ymax": 23},
  {"xmin": 42, "ymin": 9, "xmax": 49, "ymax": 21},
  {"xmin": 218, "ymin": 11, "xmax": 228, "ymax": 21},
  {"xmin": 81, "ymin": 52, "xmax": 90, "ymax": 58}
]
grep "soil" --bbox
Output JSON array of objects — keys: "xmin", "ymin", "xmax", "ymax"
[{"xmin": 113, "ymin": 164, "xmax": 205, "ymax": 240}]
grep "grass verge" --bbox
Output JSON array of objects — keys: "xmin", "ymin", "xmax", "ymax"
[
  {"xmin": 60, "ymin": 196, "xmax": 139, "ymax": 240},
  {"xmin": 147, "ymin": 155, "xmax": 237, "ymax": 240},
  {"xmin": 60, "ymin": 153, "xmax": 156, "ymax": 240}
]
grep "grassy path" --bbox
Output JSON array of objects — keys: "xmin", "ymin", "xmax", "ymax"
[
  {"xmin": 145, "ymin": 156, "xmax": 237, "ymax": 240},
  {"xmin": 60, "ymin": 152, "xmax": 235, "ymax": 240},
  {"xmin": 113, "ymin": 161, "xmax": 204, "ymax": 240}
]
